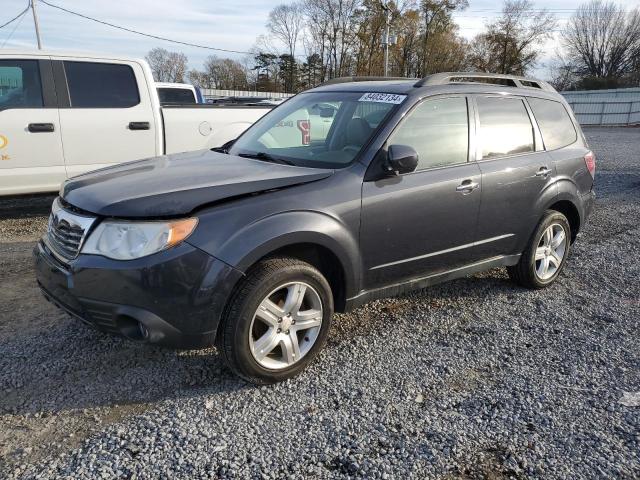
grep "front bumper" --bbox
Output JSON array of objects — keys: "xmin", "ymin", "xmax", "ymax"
[{"xmin": 34, "ymin": 239, "xmax": 243, "ymax": 349}]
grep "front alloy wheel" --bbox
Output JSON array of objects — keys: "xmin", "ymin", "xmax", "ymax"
[
  {"xmin": 220, "ymin": 257, "xmax": 333, "ymax": 384},
  {"xmin": 249, "ymin": 282, "xmax": 323, "ymax": 370}
]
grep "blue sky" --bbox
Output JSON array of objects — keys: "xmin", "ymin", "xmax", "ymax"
[{"xmin": 1, "ymin": 0, "xmax": 638, "ymax": 79}]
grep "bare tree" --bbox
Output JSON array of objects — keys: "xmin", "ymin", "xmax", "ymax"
[
  {"xmin": 468, "ymin": 0, "xmax": 556, "ymax": 75},
  {"xmin": 145, "ymin": 48, "xmax": 188, "ymax": 83},
  {"xmin": 267, "ymin": 3, "xmax": 304, "ymax": 59},
  {"xmin": 203, "ymin": 56, "xmax": 249, "ymax": 90},
  {"xmin": 267, "ymin": 4, "xmax": 304, "ymax": 91},
  {"xmin": 561, "ymin": 1, "xmax": 640, "ymax": 81}
]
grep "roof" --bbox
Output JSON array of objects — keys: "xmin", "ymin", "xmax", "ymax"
[
  {"xmin": 0, "ymin": 48, "xmax": 145, "ymax": 64},
  {"xmin": 311, "ymin": 80, "xmax": 418, "ymax": 95},
  {"xmin": 310, "ymin": 72, "xmax": 556, "ymax": 96},
  {"xmin": 155, "ymin": 82, "xmax": 196, "ymax": 90}
]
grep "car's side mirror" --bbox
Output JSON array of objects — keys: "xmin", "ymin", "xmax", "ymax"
[
  {"xmin": 386, "ymin": 144, "xmax": 418, "ymax": 175},
  {"xmin": 320, "ymin": 107, "xmax": 335, "ymax": 118}
]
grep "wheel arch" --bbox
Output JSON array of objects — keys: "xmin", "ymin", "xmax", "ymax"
[{"xmin": 216, "ymin": 211, "xmax": 361, "ymax": 313}]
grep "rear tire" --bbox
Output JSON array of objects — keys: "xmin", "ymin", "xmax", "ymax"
[
  {"xmin": 508, "ymin": 210, "xmax": 571, "ymax": 289},
  {"xmin": 220, "ymin": 257, "xmax": 333, "ymax": 384}
]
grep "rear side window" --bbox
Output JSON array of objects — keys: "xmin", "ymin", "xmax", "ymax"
[
  {"xmin": 477, "ymin": 97, "xmax": 534, "ymax": 159},
  {"xmin": 157, "ymin": 87, "xmax": 196, "ymax": 105},
  {"xmin": 528, "ymin": 98, "xmax": 577, "ymax": 150},
  {"xmin": 0, "ymin": 60, "xmax": 43, "ymax": 109},
  {"xmin": 388, "ymin": 96, "xmax": 469, "ymax": 170},
  {"xmin": 64, "ymin": 61, "xmax": 140, "ymax": 108}
]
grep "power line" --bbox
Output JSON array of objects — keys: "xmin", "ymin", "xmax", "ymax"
[
  {"xmin": 2, "ymin": 9, "xmax": 28, "ymax": 48},
  {"xmin": 39, "ymin": 0, "xmax": 256, "ymax": 55},
  {"xmin": 0, "ymin": 4, "xmax": 29, "ymax": 30}
]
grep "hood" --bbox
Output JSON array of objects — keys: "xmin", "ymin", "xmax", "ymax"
[{"xmin": 61, "ymin": 150, "xmax": 334, "ymax": 217}]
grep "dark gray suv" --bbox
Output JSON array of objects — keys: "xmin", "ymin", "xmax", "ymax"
[{"xmin": 34, "ymin": 73, "xmax": 595, "ymax": 384}]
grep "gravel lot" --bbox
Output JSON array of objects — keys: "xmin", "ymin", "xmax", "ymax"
[{"xmin": 0, "ymin": 127, "xmax": 638, "ymax": 479}]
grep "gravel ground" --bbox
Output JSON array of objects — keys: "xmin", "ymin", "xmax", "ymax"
[{"xmin": 0, "ymin": 127, "xmax": 638, "ymax": 479}]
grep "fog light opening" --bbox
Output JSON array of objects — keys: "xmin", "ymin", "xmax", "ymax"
[{"xmin": 116, "ymin": 315, "xmax": 149, "ymax": 342}]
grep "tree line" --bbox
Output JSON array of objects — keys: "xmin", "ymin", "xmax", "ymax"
[{"xmin": 145, "ymin": 0, "xmax": 640, "ymax": 93}]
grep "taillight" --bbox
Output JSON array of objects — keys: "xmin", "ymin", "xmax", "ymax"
[{"xmin": 584, "ymin": 151, "xmax": 595, "ymax": 178}]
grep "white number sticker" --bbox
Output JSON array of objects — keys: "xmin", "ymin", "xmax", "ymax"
[{"xmin": 358, "ymin": 92, "xmax": 407, "ymax": 104}]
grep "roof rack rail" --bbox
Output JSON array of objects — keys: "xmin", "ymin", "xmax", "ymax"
[
  {"xmin": 321, "ymin": 76, "xmax": 413, "ymax": 86},
  {"xmin": 414, "ymin": 72, "xmax": 556, "ymax": 92}
]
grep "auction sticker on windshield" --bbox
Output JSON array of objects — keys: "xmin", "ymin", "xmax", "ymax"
[{"xmin": 359, "ymin": 93, "xmax": 406, "ymax": 104}]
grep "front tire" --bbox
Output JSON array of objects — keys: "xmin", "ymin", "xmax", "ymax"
[
  {"xmin": 508, "ymin": 210, "xmax": 571, "ymax": 289},
  {"xmin": 220, "ymin": 257, "xmax": 333, "ymax": 384}
]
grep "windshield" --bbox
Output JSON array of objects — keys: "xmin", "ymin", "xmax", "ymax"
[{"xmin": 228, "ymin": 91, "xmax": 402, "ymax": 169}]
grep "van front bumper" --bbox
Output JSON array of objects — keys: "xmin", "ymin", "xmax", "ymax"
[{"xmin": 33, "ymin": 239, "xmax": 243, "ymax": 349}]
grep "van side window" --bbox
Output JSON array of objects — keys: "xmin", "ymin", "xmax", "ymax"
[
  {"xmin": 64, "ymin": 61, "xmax": 140, "ymax": 108},
  {"xmin": 388, "ymin": 96, "xmax": 469, "ymax": 170},
  {"xmin": 0, "ymin": 60, "xmax": 43, "ymax": 109},
  {"xmin": 528, "ymin": 98, "xmax": 577, "ymax": 150},
  {"xmin": 477, "ymin": 97, "xmax": 534, "ymax": 159}
]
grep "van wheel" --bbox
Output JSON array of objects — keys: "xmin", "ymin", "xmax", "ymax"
[
  {"xmin": 508, "ymin": 210, "xmax": 571, "ymax": 289},
  {"xmin": 220, "ymin": 257, "xmax": 333, "ymax": 384}
]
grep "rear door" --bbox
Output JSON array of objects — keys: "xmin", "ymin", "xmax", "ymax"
[
  {"xmin": 360, "ymin": 95, "xmax": 483, "ymax": 289},
  {"xmin": 56, "ymin": 59, "xmax": 158, "ymax": 177},
  {"xmin": 0, "ymin": 58, "xmax": 65, "ymax": 195},
  {"xmin": 472, "ymin": 95, "xmax": 556, "ymax": 259}
]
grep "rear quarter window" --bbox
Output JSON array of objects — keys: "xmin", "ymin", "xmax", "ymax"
[{"xmin": 527, "ymin": 97, "xmax": 577, "ymax": 150}]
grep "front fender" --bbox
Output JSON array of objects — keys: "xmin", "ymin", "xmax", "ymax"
[{"xmin": 188, "ymin": 210, "xmax": 361, "ymax": 300}]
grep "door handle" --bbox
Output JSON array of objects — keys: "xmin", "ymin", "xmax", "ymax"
[
  {"xmin": 128, "ymin": 121, "xmax": 150, "ymax": 130},
  {"xmin": 535, "ymin": 166, "xmax": 552, "ymax": 177},
  {"xmin": 28, "ymin": 123, "xmax": 55, "ymax": 133},
  {"xmin": 456, "ymin": 179, "xmax": 479, "ymax": 194}
]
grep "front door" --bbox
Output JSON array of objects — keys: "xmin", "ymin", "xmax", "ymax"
[
  {"xmin": 0, "ymin": 58, "xmax": 65, "ymax": 195},
  {"xmin": 360, "ymin": 95, "xmax": 483, "ymax": 290}
]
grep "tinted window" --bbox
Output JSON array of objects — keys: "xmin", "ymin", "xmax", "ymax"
[
  {"xmin": 157, "ymin": 87, "xmax": 196, "ymax": 105},
  {"xmin": 477, "ymin": 97, "xmax": 534, "ymax": 159},
  {"xmin": 528, "ymin": 98, "xmax": 577, "ymax": 150},
  {"xmin": 0, "ymin": 60, "xmax": 43, "ymax": 109},
  {"xmin": 388, "ymin": 96, "xmax": 469, "ymax": 170},
  {"xmin": 64, "ymin": 61, "xmax": 140, "ymax": 108}
]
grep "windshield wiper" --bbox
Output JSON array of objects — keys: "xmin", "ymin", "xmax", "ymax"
[{"xmin": 237, "ymin": 151, "xmax": 295, "ymax": 166}]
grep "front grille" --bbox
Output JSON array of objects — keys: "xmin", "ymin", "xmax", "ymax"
[{"xmin": 46, "ymin": 198, "xmax": 96, "ymax": 261}]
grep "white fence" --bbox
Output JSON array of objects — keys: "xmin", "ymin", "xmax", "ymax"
[
  {"xmin": 561, "ymin": 88, "xmax": 640, "ymax": 126},
  {"xmin": 201, "ymin": 88, "xmax": 294, "ymax": 100}
]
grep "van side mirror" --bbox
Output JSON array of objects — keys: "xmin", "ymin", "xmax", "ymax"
[{"xmin": 386, "ymin": 144, "xmax": 418, "ymax": 175}]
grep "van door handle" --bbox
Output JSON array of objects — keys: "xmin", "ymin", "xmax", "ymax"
[
  {"xmin": 456, "ymin": 179, "xmax": 479, "ymax": 194},
  {"xmin": 128, "ymin": 121, "xmax": 150, "ymax": 130},
  {"xmin": 535, "ymin": 166, "xmax": 552, "ymax": 177},
  {"xmin": 28, "ymin": 123, "xmax": 55, "ymax": 133}
]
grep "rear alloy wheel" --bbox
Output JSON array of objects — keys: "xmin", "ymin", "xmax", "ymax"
[
  {"xmin": 534, "ymin": 223, "xmax": 567, "ymax": 281},
  {"xmin": 221, "ymin": 257, "xmax": 333, "ymax": 384},
  {"xmin": 508, "ymin": 210, "xmax": 571, "ymax": 289}
]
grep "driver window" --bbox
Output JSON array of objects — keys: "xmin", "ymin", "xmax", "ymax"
[{"xmin": 388, "ymin": 96, "xmax": 469, "ymax": 170}]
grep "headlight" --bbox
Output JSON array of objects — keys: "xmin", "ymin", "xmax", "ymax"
[{"xmin": 81, "ymin": 218, "xmax": 198, "ymax": 260}]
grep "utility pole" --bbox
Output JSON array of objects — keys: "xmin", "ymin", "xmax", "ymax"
[
  {"xmin": 31, "ymin": 0, "xmax": 43, "ymax": 50},
  {"xmin": 381, "ymin": 1, "xmax": 391, "ymax": 77}
]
